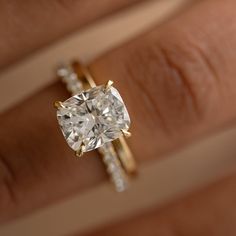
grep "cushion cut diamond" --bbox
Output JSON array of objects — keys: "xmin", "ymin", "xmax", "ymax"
[{"xmin": 56, "ymin": 85, "xmax": 130, "ymax": 152}]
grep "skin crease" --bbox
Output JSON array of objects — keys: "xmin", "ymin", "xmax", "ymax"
[{"xmin": 0, "ymin": 0, "xmax": 236, "ymax": 235}]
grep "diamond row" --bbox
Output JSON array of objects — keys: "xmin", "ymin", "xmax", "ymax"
[
  {"xmin": 57, "ymin": 64, "xmax": 83, "ymax": 95},
  {"xmin": 99, "ymin": 143, "xmax": 128, "ymax": 192},
  {"xmin": 56, "ymin": 64, "xmax": 129, "ymax": 192}
]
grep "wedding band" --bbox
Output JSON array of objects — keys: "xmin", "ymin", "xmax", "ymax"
[{"xmin": 54, "ymin": 61, "xmax": 136, "ymax": 192}]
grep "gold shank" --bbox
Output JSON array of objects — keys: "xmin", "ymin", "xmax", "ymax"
[
  {"xmin": 112, "ymin": 136, "xmax": 137, "ymax": 175},
  {"xmin": 72, "ymin": 61, "xmax": 96, "ymax": 89}
]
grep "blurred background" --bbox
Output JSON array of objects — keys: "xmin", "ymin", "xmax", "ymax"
[{"xmin": 1, "ymin": 0, "xmax": 236, "ymax": 235}]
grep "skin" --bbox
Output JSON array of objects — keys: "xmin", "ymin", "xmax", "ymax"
[
  {"xmin": 1, "ymin": 0, "xmax": 236, "ymax": 234},
  {"xmin": 84, "ymin": 174, "xmax": 236, "ymax": 236},
  {"xmin": 0, "ymin": 0, "xmax": 142, "ymax": 68}
]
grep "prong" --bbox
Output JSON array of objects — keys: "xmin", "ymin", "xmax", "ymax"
[
  {"xmin": 75, "ymin": 143, "xmax": 86, "ymax": 157},
  {"xmin": 104, "ymin": 80, "xmax": 114, "ymax": 91},
  {"xmin": 54, "ymin": 101, "xmax": 64, "ymax": 109},
  {"xmin": 81, "ymin": 92, "xmax": 87, "ymax": 101},
  {"xmin": 121, "ymin": 129, "xmax": 132, "ymax": 138}
]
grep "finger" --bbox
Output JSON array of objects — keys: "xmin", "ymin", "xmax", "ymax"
[
  {"xmin": 1, "ymin": 0, "xmax": 236, "ymax": 222},
  {"xmin": 83, "ymin": 173, "xmax": 236, "ymax": 236},
  {"xmin": 0, "ymin": 0, "xmax": 141, "ymax": 68}
]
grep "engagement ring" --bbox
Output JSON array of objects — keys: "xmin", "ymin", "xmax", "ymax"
[{"xmin": 54, "ymin": 61, "xmax": 136, "ymax": 192}]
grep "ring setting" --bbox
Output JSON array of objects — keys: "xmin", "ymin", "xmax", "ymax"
[
  {"xmin": 54, "ymin": 61, "xmax": 136, "ymax": 192},
  {"xmin": 55, "ymin": 82, "xmax": 131, "ymax": 156}
]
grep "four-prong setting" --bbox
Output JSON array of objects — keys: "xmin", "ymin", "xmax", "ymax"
[{"xmin": 54, "ymin": 81, "xmax": 131, "ymax": 157}]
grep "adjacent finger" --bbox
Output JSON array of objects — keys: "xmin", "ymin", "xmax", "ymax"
[
  {"xmin": 83, "ymin": 173, "xmax": 236, "ymax": 236},
  {"xmin": 0, "ymin": 0, "xmax": 142, "ymax": 68}
]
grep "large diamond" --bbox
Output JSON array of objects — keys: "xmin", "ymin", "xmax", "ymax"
[{"xmin": 56, "ymin": 85, "xmax": 130, "ymax": 152}]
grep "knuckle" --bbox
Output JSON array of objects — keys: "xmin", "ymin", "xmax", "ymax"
[{"xmin": 124, "ymin": 31, "xmax": 220, "ymax": 134}]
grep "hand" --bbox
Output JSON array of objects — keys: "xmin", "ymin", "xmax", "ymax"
[{"xmin": 1, "ymin": 0, "xmax": 236, "ymax": 235}]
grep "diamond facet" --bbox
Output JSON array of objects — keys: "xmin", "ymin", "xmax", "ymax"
[{"xmin": 56, "ymin": 85, "xmax": 130, "ymax": 152}]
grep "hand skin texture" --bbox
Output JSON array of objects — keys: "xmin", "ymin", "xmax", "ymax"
[{"xmin": 1, "ymin": 0, "xmax": 236, "ymax": 235}]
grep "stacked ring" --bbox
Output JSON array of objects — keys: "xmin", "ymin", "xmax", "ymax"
[{"xmin": 54, "ymin": 61, "xmax": 136, "ymax": 192}]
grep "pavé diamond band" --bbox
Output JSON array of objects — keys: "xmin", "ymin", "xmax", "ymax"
[{"xmin": 54, "ymin": 61, "xmax": 136, "ymax": 192}]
